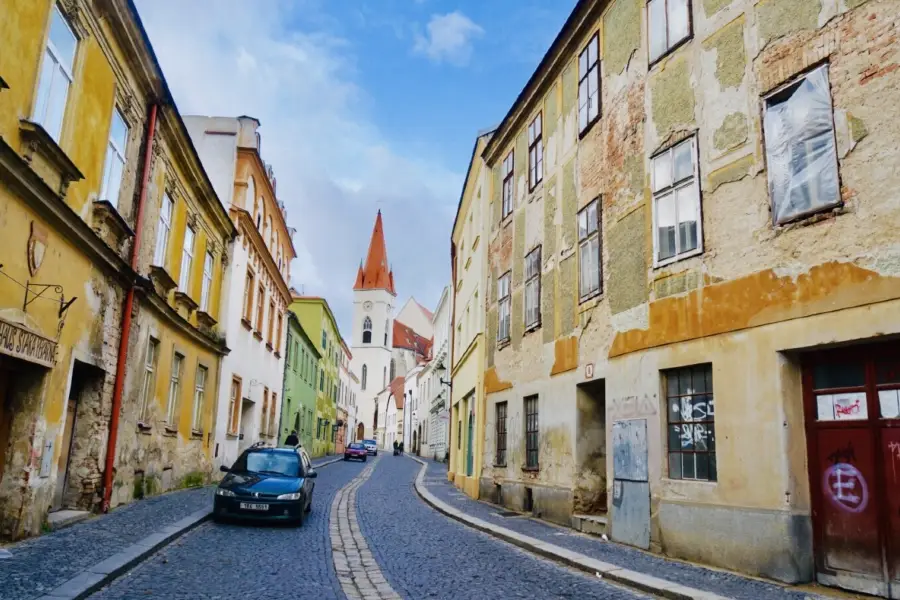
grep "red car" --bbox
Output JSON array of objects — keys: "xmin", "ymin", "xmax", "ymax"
[{"xmin": 344, "ymin": 443, "xmax": 368, "ymax": 462}]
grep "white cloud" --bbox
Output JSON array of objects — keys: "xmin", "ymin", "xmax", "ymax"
[
  {"xmin": 135, "ymin": 0, "xmax": 460, "ymax": 339},
  {"xmin": 413, "ymin": 11, "xmax": 484, "ymax": 66}
]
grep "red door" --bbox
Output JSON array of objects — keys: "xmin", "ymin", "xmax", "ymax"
[{"xmin": 804, "ymin": 346, "xmax": 900, "ymax": 598}]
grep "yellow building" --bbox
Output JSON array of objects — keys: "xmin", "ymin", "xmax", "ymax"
[
  {"xmin": 448, "ymin": 130, "xmax": 494, "ymax": 498},
  {"xmin": 0, "ymin": 0, "xmax": 233, "ymax": 538}
]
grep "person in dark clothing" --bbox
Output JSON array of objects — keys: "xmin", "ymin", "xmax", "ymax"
[
  {"xmin": 393, "ymin": 440, "xmax": 399, "ymax": 455},
  {"xmin": 399, "ymin": 441, "xmax": 404, "ymax": 455},
  {"xmin": 285, "ymin": 430, "xmax": 299, "ymax": 447}
]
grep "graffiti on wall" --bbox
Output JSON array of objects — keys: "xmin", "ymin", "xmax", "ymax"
[
  {"xmin": 823, "ymin": 462, "xmax": 869, "ymax": 513},
  {"xmin": 610, "ymin": 394, "xmax": 657, "ymax": 419}
]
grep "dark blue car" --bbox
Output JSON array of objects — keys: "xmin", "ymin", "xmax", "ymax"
[{"xmin": 213, "ymin": 445, "xmax": 317, "ymax": 526}]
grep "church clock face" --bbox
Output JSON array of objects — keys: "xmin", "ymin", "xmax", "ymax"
[{"xmin": 363, "ymin": 301, "xmax": 373, "ymax": 311}]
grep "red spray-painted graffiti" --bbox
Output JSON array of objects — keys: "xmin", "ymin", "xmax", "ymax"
[
  {"xmin": 835, "ymin": 399, "xmax": 862, "ymax": 417},
  {"xmin": 822, "ymin": 463, "xmax": 869, "ymax": 513}
]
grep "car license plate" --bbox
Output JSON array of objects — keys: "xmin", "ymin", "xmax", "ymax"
[{"xmin": 240, "ymin": 502, "xmax": 269, "ymax": 511}]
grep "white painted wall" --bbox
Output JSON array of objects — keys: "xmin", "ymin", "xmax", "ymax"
[
  {"xmin": 396, "ymin": 298, "xmax": 434, "ymax": 339},
  {"xmin": 402, "ymin": 364, "xmax": 424, "ymax": 450},
  {"xmin": 350, "ymin": 288, "xmax": 394, "ymax": 442},
  {"xmin": 424, "ymin": 286, "xmax": 451, "ymax": 460}
]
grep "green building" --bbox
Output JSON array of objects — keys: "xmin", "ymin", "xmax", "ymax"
[
  {"xmin": 280, "ymin": 312, "xmax": 321, "ymax": 450},
  {"xmin": 289, "ymin": 296, "xmax": 342, "ymax": 457}
]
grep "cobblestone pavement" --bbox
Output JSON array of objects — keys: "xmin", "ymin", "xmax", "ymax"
[
  {"xmin": 357, "ymin": 455, "xmax": 651, "ymax": 600},
  {"xmin": 0, "ymin": 486, "xmax": 212, "ymax": 600},
  {"xmin": 330, "ymin": 456, "xmax": 401, "ymax": 600},
  {"xmin": 88, "ymin": 460, "xmax": 366, "ymax": 599},
  {"xmin": 421, "ymin": 460, "xmax": 822, "ymax": 600}
]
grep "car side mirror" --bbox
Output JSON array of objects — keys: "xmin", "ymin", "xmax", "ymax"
[
  {"xmin": 219, "ymin": 465, "xmax": 230, "ymax": 473},
  {"xmin": 307, "ymin": 469, "xmax": 318, "ymax": 479}
]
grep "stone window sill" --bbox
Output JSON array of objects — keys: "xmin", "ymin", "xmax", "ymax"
[
  {"xmin": 191, "ymin": 429, "xmax": 203, "ymax": 440},
  {"xmin": 274, "ymin": 351, "xmax": 281, "ymax": 359},
  {"xmin": 266, "ymin": 342, "xmax": 273, "ymax": 352},
  {"xmin": 493, "ymin": 463, "xmax": 507, "ymax": 469},
  {"xmin": 497, "ymin": 339, "xmax": 510, "ymax": 351},
  {"xmin": 524, "ymin": 322, "xmax": 541, "ymax": 335},
  {"xmin": 253, "ymin": 331, "xmax": 263, "ymax": 341},
  {"xmin": 137, "ymin": 422, "xmax": 152, "ymax": 434},
  {"xmin": 163, "ymin": 425, "xmax": 178, "ymax": 437},
  {"xmin": 522, "ymin": 466, "xmax": 540, "ymax": 473},
  {"xmin": 579, "ymin": 291, "xmax": 602, "ymax": 308},
  {"xmin": 241, "ymin": 318, "xmax": 253, "ymax": 331},
  {"xmin": 226, "ymin": 432, "xmax": 239, "ymax": 439}
]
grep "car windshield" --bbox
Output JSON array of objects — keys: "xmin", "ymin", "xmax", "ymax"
[
  {"xmin": 364, "ymin": 440, "xmax": 376, "ymax": 445},
  {"xmin": 232, "ymin": 451, "xmax": 300, "ymax": 477},
  {"xmin": 349, "ymin": 443, "xmax": 365, "ymax": 449}
]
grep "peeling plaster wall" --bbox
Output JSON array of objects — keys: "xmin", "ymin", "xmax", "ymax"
[{"xmin": 475, "ymin": 0, "xmax": 900, "ymax": 582}]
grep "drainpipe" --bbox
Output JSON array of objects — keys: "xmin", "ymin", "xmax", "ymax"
[
  {"xmin": 102, "ymin": 103, "xmax": 159, "ymax": 512},
  {"xmin": 448, "ymin": 242, "xmax": 457, "ymax": 471}
]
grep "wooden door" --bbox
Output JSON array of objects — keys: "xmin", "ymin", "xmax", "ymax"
[{"xmin": 53, "ymin": 396, "xmax": 77, "ymax": 510}]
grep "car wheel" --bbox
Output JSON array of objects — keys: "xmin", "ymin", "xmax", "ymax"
[
  {"xmin": 363, "ymin": 456, "xmax": 367, "ymax": 462},
  {"xmin": 343, "ymin": 456, "xmax": 348, "ymax": 461},
  {"xmin": 305, "ymin": 496, "xmax": 312, "ymax": 513}
]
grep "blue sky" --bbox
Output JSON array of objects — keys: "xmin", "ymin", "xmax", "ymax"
[{"xmin": 136, "ymin": 0, "xmax": 575, "ymax": 339}]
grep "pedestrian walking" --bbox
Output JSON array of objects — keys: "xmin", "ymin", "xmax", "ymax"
[{"xmin": 285, "ymin": 430, "xmax": 299, "ymax": 447}]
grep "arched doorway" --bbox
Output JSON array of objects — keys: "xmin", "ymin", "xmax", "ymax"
[
  {"xmin": 412, "ymin": 429, "xmax": 418, "ymax": 454},
  {"xmin": 356, "ymin": 423, "xmax": 364, "ymax": 441}
]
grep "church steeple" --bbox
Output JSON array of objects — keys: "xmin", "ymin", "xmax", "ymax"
[{"xmin": 354, "ymin": 210, "xmax": 396, "ymax": 295}]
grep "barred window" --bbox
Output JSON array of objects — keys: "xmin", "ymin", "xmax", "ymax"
[
  {"xmin": 578, "ymin": 199, "xmax": 602, "ymax": 300},
  {"xmin": 524, "ymin": 247, "xmax": 541, "ymax": 329},
  {"xmin": 524, "ymin": 396, "xmax": 539, "ymax": 469},
  {"xmin": 495, "ymin": 402, "xmax": 508, "ymax": 466},
  {"xmin": 502, "ymin": 151, "xmax": 514, "ymax": 219},
  {"xmin": 497, "ymin": 272, "xmax": 511, "ymax": 342},
  {"xmin": 665, "ymin": 364, "xmax": 716, "ymax": 481}
]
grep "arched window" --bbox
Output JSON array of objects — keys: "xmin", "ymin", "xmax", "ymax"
[
  {"xmin": 384, "ymin": 319, "xmax": 389, "ymax": 345},
  {"xmin": 246, "ymin": 176, "xmax": 256, "ymax": 211},
  {"xmin": 362, "ymin": 317, "xmax": 372, "ymax": 344},
  {"xmin": 361, "ymin": 364, "xmax": 367, "ymax": 390},
  {"xmin": 390, "ymin": 358, "xmax": 395, "ymax": 381}
]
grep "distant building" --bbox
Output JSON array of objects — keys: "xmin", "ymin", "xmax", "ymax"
[{"xmin": 280, "ymin": 312, "xmax": 320, "ymax": 450}]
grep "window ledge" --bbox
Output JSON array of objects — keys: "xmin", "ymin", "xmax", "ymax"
[
  {"xmin": 578, "ymin": 115, "xmax": 602, "ymax": 140},
  {"xmin": 774, "ymin": 203, "xmax": 846, "ymax": 231},
  {"xmin": 191, "ymin": 429, "xmax": 203, "ymax": 439},
  {"xmin": 226, "ymin": 432, "xmax": 239, "ymax": 439},
  {"xmin": 253, "ymin": 331, "xmax": 263, "ymax": 341},
  {"xmin": 163, "ymin": 426, "xmax": 178, "ymax": 437},
  {"xmin": 137, "ymin": 422, "xmax": 152, "ymax": 434},
  {"xmin": 497, "ymin": 338, "xmax": 511, "ymax": 351},
  {"xmin": 274, "ymin": 351, "xmax": 281, "ymax": 359},
  {"xmin": 500, "ymin": 214, "xmax": 513, "ymax": 229},
  {"xmin": 524, "ymin": 322, "xmax": 541, "ymax": 335},
  {"xmin": 266, "ymin": 342, "xmax": 273, "ymax": 352},
  {"xmin": 0, "ymin": 75, "xmax": 8, "ymax": 90},
  {"xmin": 91, "ymin": 200, "xmax": 135, "ymax": 248},
  {"xmin": 579, "ymin": 291, "xmax": 602, "ymax": 309},
  {"xmin": 649, "ymin": 35, "xmax": 693, "ymax": 71},
  {"xmin": 661, "ymin": 477, "xmax": 717, "ymax": 487},
  {"xmin": 149, "ymin": 265, "xmax": 177, "ymax": 297},
  {"xmin": 241, "ymin": 317, "xmax": 252, "ymax": 331},
  {"xmin": 522, "ymin": 466, "xmax": 540, "ymax": 473},
  {"xmin": 196, "ymin": 310, "xmax": 217, "ymax": 331},
  {"xmin": 18, "ymin": 119, "xmax": 85, "ymax": 196},
  {"xmin": 493, "ymin": 463, "xmax": 507, "ymax": 469},
  {"xmin": 653, "ymin": 247, "xmax": 703, "ymax": 270},
  {"xmin": 173, "ymin": 291, "xmax": 198, "ymax": 315}
]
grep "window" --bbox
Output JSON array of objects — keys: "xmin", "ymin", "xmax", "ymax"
[
  {"xmin": 390, "ymin": 358, "xmax": 396, "ymax": 381},
  {"xmin": 256, "ymin": 284, "xmax": 265, "ymax": 331},
  {"xmin": 178, "ymin": 226, "xmax": 195, "ymax": 292},
  {"xmin": 269, "ymin": 393, "xmax": 277, "ymax": 437},
  {"xmin": 192, "ymin": 366, "xmax": 207, "ymax": 432},
  {"xmin": 243, "ymin": 270, "xmax": 254, "ymax": 321},
  {"xmin": 578, "ymin": 33, "xmax": 601, "ymax": 134},
  {"xmin": 138, "ymin": 338, "xmax": 159, "ymax": 423},
  {"xmin": 666, "ymin": 364, "xmax": 716, "ymax": 481},
  {"xmin": 384, "ymin": 320, "xmax": 389, "ymax": 346},
  {"xmin": 648, "ymin": 0, "xmax": 692, "ymax": 64},
  {"xmin": 652, "ymin": 136, "xmax": 701, "ymax": 264},
  {"xmin": 501, "ymin": 150, "xmax": 514, "ymax": 219},
  {"xmin": 457, "ymin": 419, "xmax": 462, "ymax": 450},
  {"xmin": 322, "ymin": 330, "xmax": 327, "ymax": 349},
  {"xmin": 276, "ymin": 313, "xmax": 283, "ymax": 353},
  {"xmin": 154, "ymin": 194, "xmax": 174, "ymax": 267},
  {"xmin": 261, "ymin": 388, "xmax": 270, "ymax": 436},
  {"xmin": 100, "ymin": 109, "xmax": 128, "ymax": 207},
  {"xmin": 319, "ymin": 370, "xmax": 324, "ymax": 392},
  {"xmin": 33, "ymin": 4, "xmax": 77, "ymax": 142},
  {"xmin": 167, "ymin": 353, "xmax": 184, "ymax": 426},
  {"xmin": 525, "ymin": 395, "xmax": 539, "ymax": 469},
  {"xmin": 317, "ymin": 417, "xmax": 322, "ymax": 439},
  {"xmin": 200, "ymin": 251, "xmax": 213, "ymax": 312},
  {"xmin": 524, "ymin": 247, "xmax": 541, "ymax": 330},
  {"xmin": 497, "ymin": 272, "xmax": 511, "ymax": 342},
  {"xmin": 763, "ymin": 65, "xmax": 840, "ymax": 225},
  {"xmin": 578, "ymin": 199, "xmax": 602, "ymax": 300},
  {"xmin": 267, "ymin": 300, "xmax": 275, "ymax": 345},
  {"xmin": 495, "ymin": 402, "xmax": 508, "ymax": 466},
  {"xmin": 229, "ymin": 377, "xmax": 241, "ymax": 434},
  {"xmin": 362, "ymin": 364, "xmax": 367, "ymax": 390},
  {"xmin": 528, "ymin": 113, "xmax": 543, "ymax": 190}
]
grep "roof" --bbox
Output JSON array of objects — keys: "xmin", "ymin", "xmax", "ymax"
[
  {"xmin": 354, "ymin": 210, "xmax": 396, "ymax": 295},
  {"xmin": 393, "ymin": 320, "xmax": 432, "ymax": 358},
  {"xmin": 390, "ymin": 377, "xmax": 406, "ymax": 410}
]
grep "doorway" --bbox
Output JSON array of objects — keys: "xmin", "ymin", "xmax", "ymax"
[
  {"xmin": 574, "ymin": 379, "xmax": 607, "ymax": 515},
  {"xmin": 53, "ymin": 360, "xmax": 102, "ymax": 511},
  {"xmin": 238, "ymin": 398, "xmax": 254, "ymax": 453},
  {"xmin": 0, "ymin": 362, "xmax": 11, "ymax": 486},
  {"xmin": 357, "ymin": 422, "xmax": 364, "ymax": 441},
  {"xmin": 803, "ymin": 344, "xmax": 900, "ymax": 598},
  {"xmin": 466, "ymin": 409, "xmax": 474, "ymax": 477}
]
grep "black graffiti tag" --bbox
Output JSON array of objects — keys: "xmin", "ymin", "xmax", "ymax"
[{"xmin": 827, "ymin": 442, "xmax": 856, "ymax": 466}]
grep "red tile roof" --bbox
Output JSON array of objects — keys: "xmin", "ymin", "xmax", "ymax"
[
  {"xmin": 390, "ymin": 376, "xmax": 405, "ymax": 410},
  {"xmin": 354, "ymin": 210, "xmax": 396, "ymax": 295},
  {"xmin": 393, "ymin": 319, "xmax": 432, "ymax": 358},
  {"xmin": 415, "ymin": 299, "xmax": 434, "ymax": 321}
]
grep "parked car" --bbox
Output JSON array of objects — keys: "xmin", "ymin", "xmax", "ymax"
[
  {"xmin": 344, "ymin": 442, "xmax": 368, "ymax": 462},
  {"xmin": 363, "ymin": 439, "xmax": 378, "ymax": 456},
  {"xmin": 213, "ymin": 445, "xmax": 317, "ymax": 526}
]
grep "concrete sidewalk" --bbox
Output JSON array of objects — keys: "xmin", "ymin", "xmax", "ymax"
[
  {"xmin": 411, "ymin": 457, "xmax": 828, "ymax": 600},
  {"xmin": 0, "ymin": 455, "xmax": 342, "ymax": 600}
]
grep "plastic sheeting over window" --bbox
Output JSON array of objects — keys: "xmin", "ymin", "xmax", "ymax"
[{"xmin": 764, "ymin": 65, "xmax": 840, "ymax": 225}]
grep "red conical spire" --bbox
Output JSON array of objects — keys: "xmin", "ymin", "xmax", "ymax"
[{"xmin": 354, "ymin": 210, "xmax": 396, "ymax": 295}]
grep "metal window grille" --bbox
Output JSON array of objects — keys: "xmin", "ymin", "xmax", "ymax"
[
  {"xmin": 524, "ymin": 396, "xmax": 539, "ymax": 468},
  {"xmin": 495, "ymin": 402, "xmax": 508, "ymax": 465},
  {"xmin": 665, "ymin": 364, "xmax": 716, "ymax": 481}
]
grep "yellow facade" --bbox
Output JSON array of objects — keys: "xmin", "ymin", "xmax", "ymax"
[{"xmin": 0, "ymin": 0, "xmax": 234, "ymax": 538}]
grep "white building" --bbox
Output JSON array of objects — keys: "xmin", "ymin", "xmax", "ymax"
[
  {"xmin": 338, "ymin": 340, "xmax": 359, "ymax": 444},
  {"xmin": 421, "ymin": 286, "xmax": 451, "ymax": 461},
  {"xmin": 403, "ymin": 363, "xmax": 425, "ymax": 453},
  {"xmin": 350, "ymin": 211, "xmax": 433, "ymax": 446},
  {"xmin": 184, "ymin": 115, "xmax": 293, "ymax": 468}
]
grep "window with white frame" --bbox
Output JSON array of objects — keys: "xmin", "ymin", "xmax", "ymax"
[
  {"xmin": 501, "ymin": 150, "xmax": 514, "ymax": 219},
  {"xmin": 763, "ymin": 65, "xmax": 840, "ymax": 225},
  {"xmin": 578, "ymin": 33, "xmax": 600, "ymax": 134},
  {"xmin": 100, "ymin": 109, "xmax": 128, "ymax": 207},
  {"xmin": 528, "ymin": 113, "xmax": 543, "ymax": 190},
  {"xmin": 524, "ymin": 247, "xmax": 541, "ymax": 330},
  {"xmin": 179, "ymin": 225, "xmax": 195, "ymax": 291},
  {"xmin": 648, "ymin": 0, "xmax": 692, "ymax": 64},
  {"xmin": 138, "ymin": 338, "xmax": 159, "ymax": 423},
  {"xmin": 578, "ymin": 199, "xmax": 602, "ymax": 300},
  {"xmin": 167, "ymin": 352, "xmax": 183, "ymax": 426},
  {"xmin": 33, "ymin": 4, "xmax": 77, "ymax": 142},
  {"xmin": 497, "ymin": 272, "xmax": 511, "ymax": 342},
  {"xmin": 192, "ymin": 365, "xmax": 207, "ymax": 432},
  {"xmin": 652, "ymin": 136, "xmax": 701, "ymax": 264},
  {"xmin": 200, "ymin": 250, "xmax": 213, "ymax": 312},
  {"xmin": 154, "ymin": 194, "xmax": 174, "ymax": 267}
]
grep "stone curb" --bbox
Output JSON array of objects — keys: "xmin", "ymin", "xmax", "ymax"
[
  {"xmin": 34, "ymin": 457, "xmax": 344, "ymax": 600},
  {"xmin": 407, "ymin": 456, "xmax": 730, "ymax": 600}
]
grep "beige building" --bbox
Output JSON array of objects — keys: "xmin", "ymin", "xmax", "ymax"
[{"xmin": 475, "ymin": 0, "xmax": 900, "ymax": 596}]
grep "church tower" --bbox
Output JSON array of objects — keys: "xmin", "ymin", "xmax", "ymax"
[{"xmin": 350, "ymin": 210, "xmax": 396, "ymax": 442}]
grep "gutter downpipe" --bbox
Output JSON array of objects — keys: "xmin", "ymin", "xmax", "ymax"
[
  {"xmin": 448, "ymin": 242, "xmax": 457, "ymax": 475},
  {"xmin": 102, "ymin": 102, "xmax": 159, "ymax": 512}
]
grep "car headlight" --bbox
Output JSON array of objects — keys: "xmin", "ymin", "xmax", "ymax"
[
  {"xmin": 215, "ymin": 488, "xmax": 236, "ymax": 497},
  {"xmin": 277, "ymin": 492, "xmax": 303, "ymax": 500}
]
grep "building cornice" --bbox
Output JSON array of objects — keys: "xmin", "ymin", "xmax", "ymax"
[
  {"xmin": 238, "ymin": 147, "xmax": 297, "ymax": 259},
  {"xmin": 0, "ymin": 135, "xmax": 134, "ymax": 286},
  {"xmin": 135, "ymin": 277, "xmax": 230, "ymax": 355}
]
